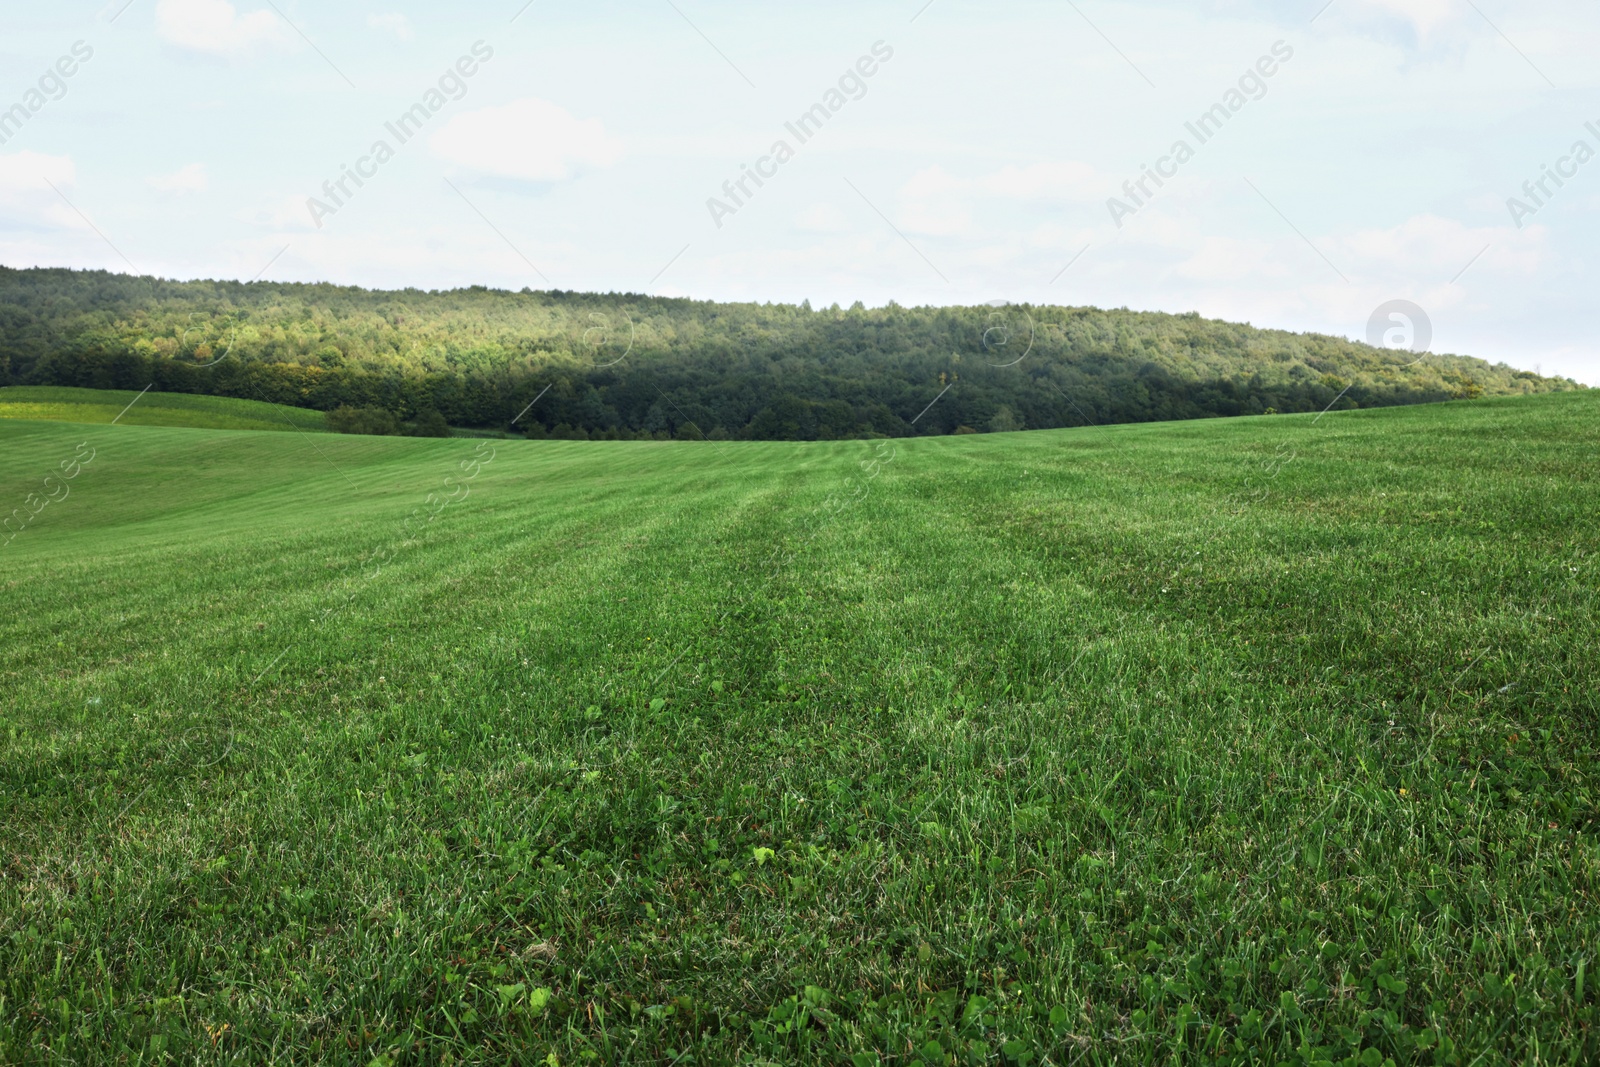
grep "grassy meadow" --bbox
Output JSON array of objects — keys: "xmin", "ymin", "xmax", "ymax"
[
  {"xmin": 0, "ymin": 386, "xmax": 329, "ymax": 433},
  {"xmin": 1, "ymin": 392, "xmax": 1597, "ymax": 1064}
]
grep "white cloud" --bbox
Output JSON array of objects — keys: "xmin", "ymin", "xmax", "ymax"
[
  {"xmin": 894, "ymin": 162, "xmax": 1109, "ymax": 237},
  {"xmin": 0, "ymin": 152, "xmax": 148, "ymax": 274},
  {"xmin": 899, "ymin": 167, "xmax": 964, "ymax": 201},
  {"xmin": 1348, "ymin": 0, "xmax": 1461, "ymax": 39},
  {"xmin": 0, "ymin": 151, "xmax": 74, "ymax": 195},
  {"xmin": 0, "ymin": 152, "xmax": 81, "ymax": 229},
  {"xmin": 1150, "ymin": 212, "xmax": 1539, "ymax": 293},
  {"xmin": 148, "ymin": 162, "xmax": 209, "ymax": 193},
  {"xmin": 242, "ymin": 194, "xmax": 318, "ymax": 233},
  {"xmin": 900, "ymin": 162, "xmax": 1107, "ymax": 205},
  {"xmin": 430, "ymin": 99, "xmax": 624, "ymax": 182},
  {"xmin": 155, "ymin": 0, "xmax": 286, "ymax": 54},
  {"xmin": 976, "ymin": 162, "xmax": 1106, "ymax": 202},
  {"xmin": 1174, "ymin": 235, "xmax": 1291, "ymax": 284},
  {"xmin": 1338, "ymin": 213, "xmax": 1544, "ymax": 277},
  {"xmin": 896, "ymin": 166, "xmax": 974, "ymax": 236},
  {"xmin": 796, "ymin": 203, "xmax": 850, "ymax": 233},
  {"xmin": 366, "ymin": 12, "xmax": 413, "ymax": 40}
]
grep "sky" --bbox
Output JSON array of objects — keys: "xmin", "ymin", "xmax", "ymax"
[{"xmin": 2, "ymin": 0, "xmax": 1599, "ymax": 383}]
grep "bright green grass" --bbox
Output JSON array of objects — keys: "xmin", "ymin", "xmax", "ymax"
[
  {"xmin": 2, "ymin": 395, "xmax": 1597, "ymax": 1065},
  {"xmin": 0, "ymin": 386, "xmax": 329, "ymax": 432}
]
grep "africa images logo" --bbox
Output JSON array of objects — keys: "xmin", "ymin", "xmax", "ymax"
[
  {"xmin": 1107, "ymin": 41, "xmax": 1294, "ymax": 227},
  {"xmin": 1505, "ymin": 120, "xmax": 1600, "ymax": 229},
  {"xmin": 0, "ymin": 40, "xmax": 94, "ymax": 145},
  {"xmin": 706, "ymin": 41, "xmax": 895, "ymax": 229},
  {"xmin": 306, "ymin": 41, "xmax": 494, "ymax": 229},
  {"xmin": 1367, "ymin": 300, "xmax": 1432, "ymax": 365}
]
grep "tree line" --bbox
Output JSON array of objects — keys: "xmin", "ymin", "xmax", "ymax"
[{"xmin": 0, "ymin": 266, "xmax": 1579, "ymax": 439}]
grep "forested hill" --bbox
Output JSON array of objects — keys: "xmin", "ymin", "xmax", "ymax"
[{"xmin": 0, "ymin": 266, "xmax": 1579, "ymax": 439}]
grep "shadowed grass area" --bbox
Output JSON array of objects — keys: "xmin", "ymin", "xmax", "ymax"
[
  {"xmin": 0, "ymin": 385, "xmax": 329, "ymax": 432},
  {"xmin": 1, "ymin": 393, "xmax": 1597, "ymax": 1065}
]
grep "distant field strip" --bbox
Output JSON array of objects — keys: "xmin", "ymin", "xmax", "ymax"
[{"xmin": 0, "ymin": 385, "xmax": 329, "ymax": 432}]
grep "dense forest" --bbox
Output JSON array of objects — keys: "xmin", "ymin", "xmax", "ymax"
[{"xmin": 0, "ymin": 266, "xmax": 1580, "ymax": 439}]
